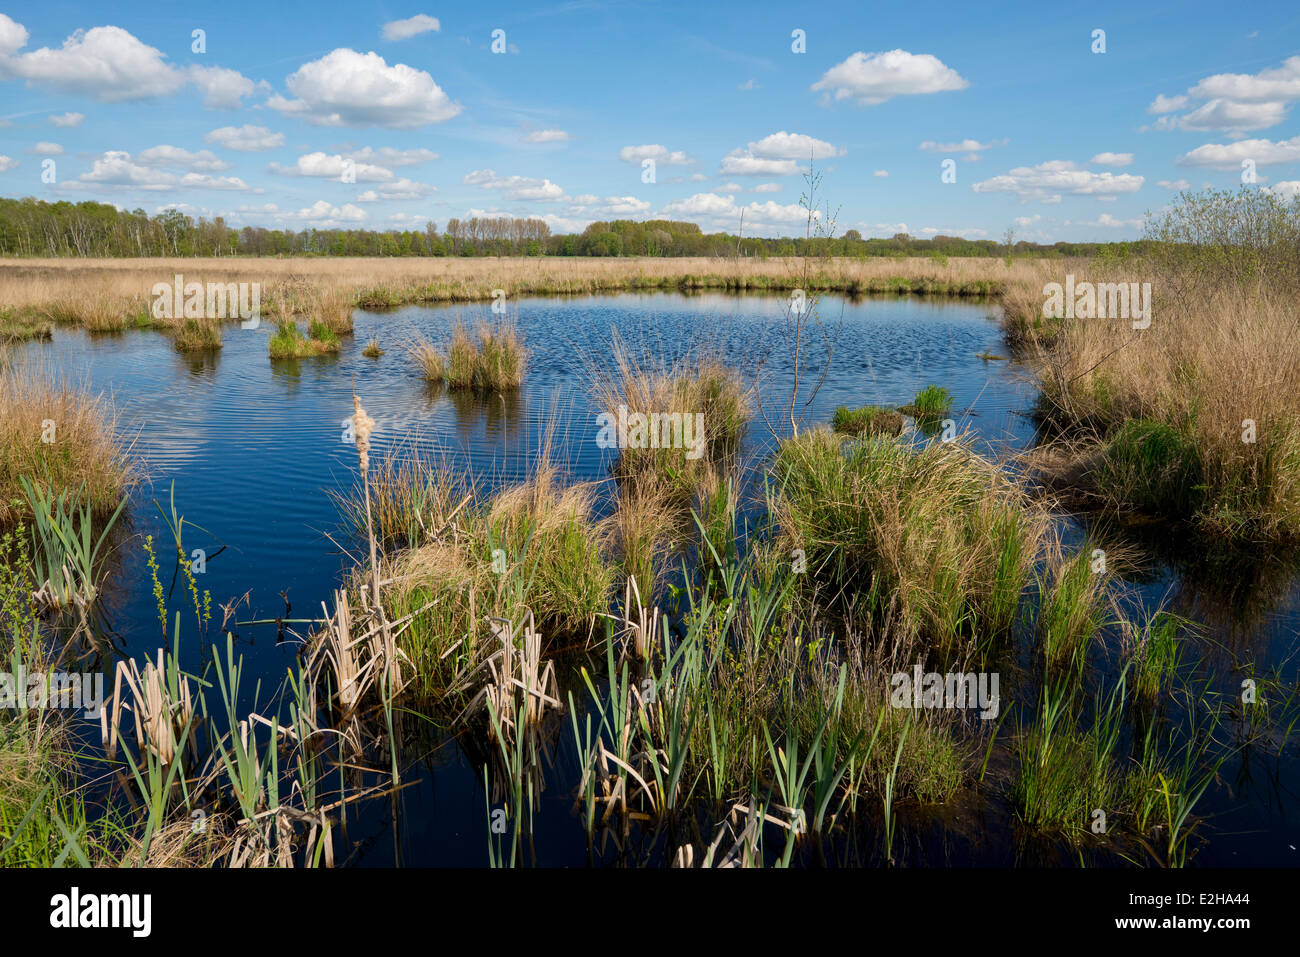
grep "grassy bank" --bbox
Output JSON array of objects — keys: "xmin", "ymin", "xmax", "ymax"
[
  {"xmin": 0, "ymin": 257, "xmax": 1049, "ymax": 335},
  {"xmin": 1007, "ymin": 190, "xmax": 1300, "ymax": 541}
]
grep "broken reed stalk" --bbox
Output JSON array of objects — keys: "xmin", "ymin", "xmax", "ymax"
[{"xmin": 351, "ymin": 393, "xmax": 403, "ymax": 698}]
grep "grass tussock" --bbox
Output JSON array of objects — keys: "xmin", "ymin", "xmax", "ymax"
[
  {"xmin": 1027, "ymin": 190, "xmax": 1300, "ymax": 540},
  {"xmin": 413, "ymin": 320, "xmax": 526, "ymax": 391},
  {"xmin": 171, "ymin": 317, "xmax": 222, "ymax": 353},
  {"xmin": 354, "ymin": 449, "xmax": 612, "ymax": 698},
  {"xmin": 832, "ymin": 404, "xmax": 904, "ymax": 437},
  {"xmin": 770, "ymin": 428, "xmax": 1051, "ymax": 654},
  {"xmin": 268, "ymin": 320, "xmax": 340, "ymax": 359},
  {"xmin": 590, "ymin": 337, "xmax": 751, "ymax": 506},
  {"xmin": 0, "ymin": 361, "xmax": 134, "ymax": 526}
]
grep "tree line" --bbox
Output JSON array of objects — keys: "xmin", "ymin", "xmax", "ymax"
[{"xmin": 0, "ymin": 197, "xmax": 1123, "ymax": 259}]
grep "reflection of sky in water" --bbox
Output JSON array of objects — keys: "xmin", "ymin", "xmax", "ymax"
[{"xmin": 18, "ymin": 291, "xmax": 1297, "ymax": 866}]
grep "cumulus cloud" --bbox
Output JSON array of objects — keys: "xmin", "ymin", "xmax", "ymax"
[
  {"xmin": 719, "ymin": 152, "xmax": 799, "ymax": 176},
  {"xmin": 464, "ymin": 168, "xmax": 565, "ymax": 201},
  {"xmin": 0, "ymin": 17, "xmax": 261, "ymax": 106},
  {"xmin": 523, "ymin": 129, "xmax": 571, "ymax": 143},
  {"xmin": 1147, "ymin": 94, "xmax": 1188, "ymax": 114},
  {"xmin": 618, "ymin": 144, "xmax": 691, "ymax": 165},
  {"xmin": 1090, "ymin": 152, "xmax": 1134, "ymax": 166},
  {"xmin": 342, "ymin": 145, "xmax": 439, "ymax": 166},
  {"xmin": 812, "ymin": 50, "xmax": 968, "ymax": 106},
  {"xmin": 69, "ymin": 150, "xmax": 250, "ymax": 191},
  {"xmin": 660, "ymin": 192, "xmax": 812, "ymax": 233},
  {"xmin": 753, "ymin": 182, "xmax": 781, "ymax": 193},
  {"xmin": 241, "ymin": 200, "xmax": 368, "ymax": 227},
  {"xmin": 32, "ymin": 141, "xmax": 62, "ymax": 155},
  {"xmin": 747, "ymin": 131, "xmax": 844, "ymax": 160},
  {"xmin": 204, "ymin": 125, "xmax": 285, "ymax": 152},
  {"xmin": 381, "ymin": 14, "xmax": 441, "ymax": 41},
  {"xmin": 189, "ymin": 64, "xmax": 266, "ymax": 109},
  {"xmin": 1263, "ymin": 180, "xmax": 1300, "ymax": 201},
  {"xmin": 268, "ymin": 48, "xmax": 461, "ymax": 128},
  {"xmin": 0, "ymin": 156, "xmax": 18, "ymax": 172},
  {"xmin": 268, "ymin": 151, "xmax": 394, "ymax": 182},
  {"xmin": 48, "ymin": 111, "xmax": 83, "ymax": 128},
  {"xmin": 354, "ymin": 178, "xmax": 437, "ymax": 201},
  {"xmin": 919, "ymin": 138, "xmax": 1000, "ymax": 153},
  {"xmin": 1145, "ymin": 58, "xmax": 1300, "ymax": 132},
  {"xmin": 971, "ymin": 160, "xmax": 1144, "ymax": 203},
  {"xmin": 873, "ymin": 169, "xmax": 889, "ymax": 177},
  {"xmin": 1176, "ymin": 135, "xmax": 1300, "ymax": 168},
  {"xmin": 1157, "ymin": 179, "xmax": 1192, "ymax": 190},
  {"xmin": 138, "ymin": 145, "xmax": 229, "ymax": 171}
]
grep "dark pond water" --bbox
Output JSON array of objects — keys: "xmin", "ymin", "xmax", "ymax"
[{"xmin": 14, "ymin": 291, "xmax": 1298, "ymax": 866}]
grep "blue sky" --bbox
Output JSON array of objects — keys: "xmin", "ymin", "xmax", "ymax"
[{"xmin": 1, "ymin": 0, "xmax": 1297, "ymax": 241}]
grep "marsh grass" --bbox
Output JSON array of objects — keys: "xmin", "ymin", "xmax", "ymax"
[
  {"xmin": 0, "ymin": 361, "xmax": 135, "ymax": 526},
  {"xmin": 590, "ymin": 337, "xmax": 751, "ymax": 506},
  {"xmin": 362, "ymin": 339, "xmax": 384, "ymax": 359},
  {"xmin": 171, "ymin": 317, "xmax": 222, "ymax": 353},
  {"xmin": 831, "ymin": 404, "xmax": 904, "ymax": 437},
  {"xmin": 770, "ymin": 428, "xmax": 1049, "ymax": 654},
  {"xmin": 412, "ymin": 320, "xmax": 526, "ymax": 391},
  {"xmin": 268, "ymin": 320, "xmax": 339, "ymax": 359},
  {"xmin": 1028, "ymin": 191, "xmax": 1300, "ymax": 540},
  {"xmin": 898, "ymin": 384, "xmax": 953, "ymax": 421}
]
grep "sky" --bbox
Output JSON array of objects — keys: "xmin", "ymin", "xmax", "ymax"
[{"xmin": 0, "ymin": 0, "xmax": 1297, "ymax": 242}]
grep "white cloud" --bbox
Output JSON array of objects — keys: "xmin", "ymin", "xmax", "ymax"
[
  {"xmin": 523, "ymin": 129, "xmax": 571, "ymax": 143},
  {"xmin": 1177, "ymin": 136, "xmax": 1300, "ymax": 168},
  {"xmin": 268, "ymin": 48, "xmax": 461, "ymax": 128},
  {"xmin": 381, "ymin": 15, "xmax": 441, "ymax": 41},
  {"xmin": 463, "ymin": 168, "xmax": 565, "ymax": 201},
  {"xmin": 188, "ymin": 64, "xmax": 265, "ymax": 109},
  {"xmin": 739, "ymin": 79, "xmax": 758, "ymax": 91},
  {"xmin": 0, "ymin": 19, "xmax": 185, "ymax": 101},
  {"xmin": 268, "ymin": 151, "xmax": 394, "ymax": 182},
  {"xmin": 204, "ymin": 125, "xmax": 285, "ymax": 152},
  {"xmin": 343, "ymin": 146, "xmax": 438, "ymax": 166},
  {"xmin": 689, "ymin": 172, "xmax": 707, "ymax": 182},
  {"xmin": 719, "ymin": 152, "xmax": 799, "ymax": 176},
  {"xmin": 753, "ymin": 182, "xmax": 781, "ymax": 193},
  {"xmin": 659, "ymin": 192, "xmax": 812, "ymax": 232},
  {"xmin": 712, "ymin": 182, "xmax": 743, "ymax": 194},
  {"xmin": 1174, "ymin": 98, "xmax": 1287, "ymax": 131},
  {"xmin": 919, "ymin": 138, "xmax": 999, "ymax": 153},
  {"xmin": 238, "ymin": 200, "xmax": 368, "ymax": 227},
  {"xmin": 971, "ymin": 160, "xmax": 1144, "ymax": 202},
  {"xmin": 1070, "ymin": 213, "xmax": 1143, "ymax": 229},
  {"xmin": 619, "ymin": 144, "xmax": 691, "ymax": 165},
  {"xmin": 1147, "ymin": 94, "xmax": 1188, "ymax": 114},
  {"xmin": 354, "ymin": 178, "xmax": 437, "ymax": 201},
  {"xmin": 747, "ymin": 131, "xmax": 844, "ymax": 160},
  {"xmin": 1263, "ymin": 180, "xmax": 1300, "ymax": 201},
  {"xmin": 1189, "ymin": 57, "xmax": 1300, "ymax": 103},
  {"xmin": 32, "ymin": 141, "xmax": 62, "ymax": 155},
  {"xmin": 812, "ymin": 50, "xmax": 968, "ymax": 106},
  {"xmin": 70, "ymin": 150, "xmax": 249, "ymax": 191},
  {"xmin": 0, "ymin": 18, "xmax": 260, "ymax": 107},
  {"xmin": 138, "ymin": 145, "xmax": 229, "ymax": 171},
  {"xmin": 1090, "ymin": 152, "xmax": 1134, "ymax": 166},
  {"xmin": 48, "ymin": 111, "xmax": 83, "ymax": 128},
  {"xmin": 1157, "ymin": 179, "xmax": 1192, "ymax": 190},
  {"xmin": 873, "ymin": 169, "xmax": 889, "ymax": 177},
  {"xmin": 0, "ymin": 156, "xmax": 18, "ymax": 172}
]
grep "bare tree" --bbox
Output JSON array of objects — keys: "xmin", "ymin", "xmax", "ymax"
[{"xmin": 755, "ymin": 160, "xmax": 843, "ymax": 439}]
